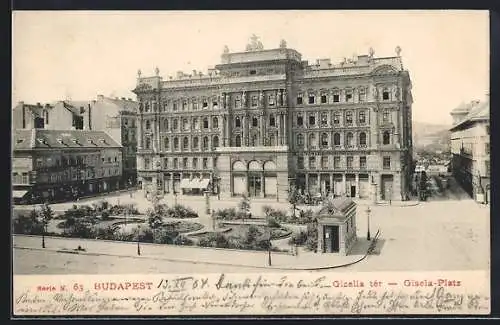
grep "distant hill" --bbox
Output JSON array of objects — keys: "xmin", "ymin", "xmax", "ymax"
[{"xmin": 412, "ymin": 121, "xmax": 451, "ymax": 152}]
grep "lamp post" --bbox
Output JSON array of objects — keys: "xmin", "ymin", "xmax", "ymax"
[
  {"xmin": 137, "ymin": 224, "xmax": 141, "ymax": 256},
  {"xmin": 266, "ymin": 215, "xmax": 272, "ymax": 266},
  {"xmin": 366, "ymin": 205, "xmax": 371, "ymax": 241}
]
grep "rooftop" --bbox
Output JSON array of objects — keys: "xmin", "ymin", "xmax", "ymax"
[
  {"xmin": 13, "ymin": 129, "xmax": 122, "ymax": 150},
  {"xmin": 450, "ymin": 99, "xmax": 489, "ymax": 131},
  {"xmin": 317, "ymin": 197, "xmax": 356, "ymax": 217}
]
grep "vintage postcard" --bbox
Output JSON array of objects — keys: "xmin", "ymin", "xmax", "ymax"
[{"xmin": 11, "ymin": 10, "xmax": 490, "ymax": 316}]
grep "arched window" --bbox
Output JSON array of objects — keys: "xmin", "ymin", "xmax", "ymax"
[
  {"xmin": 182, "ymin": 118, "xmax": 189, "ymax": 131},
  {"xmin": 346, "ymin": 132, "xmax": 354, "ymax": 146},
  {"xmin": 334, "ymin": 133, "xmax": 341, "ymax": 146},
  {"xmin": 321, "ymin": 133, "xmax": 329, "ymax": 147},
  {"xmin": 383, "ymin": 131, "xmax": 390, "ymax": 145},
  {"xmin": 203, "ymin": 117, "xmax": 209, "ymax": 129},
  {"xmin": 183, "ymin": 137, "xmax": 189, "ymax": 150},
  {"xmin": 145, "ymin": 120, "xmax": 151, "ymax": 130},
  {"xmin": 235, "ymin": 117, "xmax": 241, "ymax": 128},
  {"xmin": 235, "ymin": 135, "xmax": 242, "ymax": 147},
  {"xmin": 193, "ymin": 137, "xmax": 199, "ymax": 149},
  {"xmin": 359, "ymin": 111, "xmax": 366, "ymax": 124},
  {"xmin": 173, "ymin": 119, "xmax": 178, "ymax": 130},
  {"xmin": 213, "ymin": 135, "xmax": 219, "ymax": 148},
  {"xmin": 359, "ymin": 132, "xmax": 367, "ymax": 146},
  {"xmin": 202, "ymin": 136, "xmax": 209, "ymax": 150},
  {"xmin": 164, "ymin": 119, "xmax": 169, "ymax": 130},
  {"xmin": 173, "ymin": 137, "xmax": 179, "ymax": 150},
  {"xmin": 382, "ymin": 88, "xmax": 390, "ymax": 101},
  {"xmin": 212, "ymin": 117, "xmax": 219, "ymax": 129},
  {"xmin": 309, "ymin": 133, "xmax": 317, "ymax": 148},
  {"xmin": 252, "ymin": 117, "xmax": 258, "ymax": 127},
  {"xmin": 297, "ymin": 133, "xmax": 304, "ymax": 147},
  {"xmin": 145, "ymin": 137, "xmax": 151, "ymax": 149},
  {"xmin": 346, "ymin": 111, "xmax": 353, "ymax": 124},
  {"xmin": 164, "ymin": 137, "xmax": 170, "ymax": 150},
  {"xmin": 193, "ymin": 118, "xmax": 199, "ymax": 130}
]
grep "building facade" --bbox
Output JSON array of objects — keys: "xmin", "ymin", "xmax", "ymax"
[
  {"xmin": 90, "ymin": 95, "xmax": 139, "ymax": 186},
  {"xmin": 12, "ymin": 96, "xmax": 138, "ymax": 187},
  {"xmin": 133, "ymin": 37, "xmax": 413, "ymax": 201},
  {"xmin": 450, "ymin": 99, "xmax": 490, "ymax": 203},
  {"xmin": 12, "ymin": 129, "xmax": 122, "ymax": 204}
]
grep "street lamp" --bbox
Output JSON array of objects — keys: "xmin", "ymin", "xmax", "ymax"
[
  {"xmin": 366, "ymin": 205, "xmax": 371, "ymax": 241},
  {"xmin": 137, "ymin": 224, "xmax": 141, "ymax": 256},
  {"xmin": 266, "ymin": 215, "xmax": 272, "ymax": 266}
]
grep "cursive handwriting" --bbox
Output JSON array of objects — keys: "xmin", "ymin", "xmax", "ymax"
[{"xmin": 14, "ymin": 274, "xmax": 490, "ymax": 315}]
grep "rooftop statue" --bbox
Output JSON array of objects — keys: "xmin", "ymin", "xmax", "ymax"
[
  {"xmin": 223, "ymin": 45, "xmax": 229, "ymax": 54},
  {"xmin": 246, "ymin": 34, "xmax": 264, "ymax": 52},
  {"xmin": 280, "ymin": 39, "xmax": 287, "ymax": 48}
]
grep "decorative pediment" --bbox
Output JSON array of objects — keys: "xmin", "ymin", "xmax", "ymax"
[
  {"xmin": 134, "ymin": 83, "xmax": 153, "ymax": 92},
  {"xmin": 371, "ymin": 64, "xmax": 398, "ymax": 75}
]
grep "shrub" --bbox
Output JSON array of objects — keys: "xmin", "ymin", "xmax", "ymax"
[
  {"xmin": 288, "ymin": 230, "xmax": 308, "ymax": 246},
  {"xmin": 173, "ymin": 235, "xmax": 194, "ymax": 246},
  {"xmin": 13, "ymin": 212, "xmax": 44, "ymax": 235},
  {"xmin": 166, "ymin": 205, "xmax": 198, "ymax": 219},
  {"xmin": 267, "ymin": 217, "xmax": 281, "ymax": 228}
]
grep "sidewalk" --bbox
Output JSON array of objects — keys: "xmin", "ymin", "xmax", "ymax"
[{"xmin": 13, "ymin": 234, "xmax": 371, "ymax": 271}]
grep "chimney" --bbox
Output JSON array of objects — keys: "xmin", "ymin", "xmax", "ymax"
[
  {"xmin": 97, "ymin": 94, "xmax": 104, "ymax": 101},
  {"xmin": 36, "ymin": 102, "xmax": 41, "ymax": 107},
  {"xmin": 192, "ymin": 70, "xmax": 197, "ymax": 76},
  {"xmin": 176, "ymin": 71, "xmax": 184, "ymax": 79},
  {"xmin": 121, "ymin": 97, "xmax": 126, "ymax": 100},
  {"xmin": 127, "ymin": 98, "xmax": 132, "ymax": 101}
]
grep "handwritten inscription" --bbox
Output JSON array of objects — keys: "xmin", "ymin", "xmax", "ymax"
[{"xmin": 14, "ymin": 274, "xmax": 489, "ymax": 315}]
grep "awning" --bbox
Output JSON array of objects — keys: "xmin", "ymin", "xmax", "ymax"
[
  {"xmin": 13, "ymin": 190, "xmax": 28, "ymax": 198},
  {"xmin": 180, "ymin": 179, "xmax": 192, "ymax": 189},
  {"xmin": 188, "ymin": 179, "xmax": 210, "ymax": 189},
  {"xmin": 198, "ymin": 179, "xmax": 210, "ymax": 189}
]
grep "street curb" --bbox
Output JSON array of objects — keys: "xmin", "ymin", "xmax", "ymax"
[
  {"xmin": 13, "ymin": 244, "xmax": 371, "ymax": 271},
  {"xmin": 375, "ymin": 201, "xmax": 420, "ymax": 207}
]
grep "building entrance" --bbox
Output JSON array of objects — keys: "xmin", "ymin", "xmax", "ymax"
[
  {"xmin": 322, "ymin": 225, "xmax": 340, "ymax": 253},
  {"xmin": 248, "ymin": 175, "xmax": 262, "ymax": 197},
  {"xmin": 350, "ymin": 185, "xmax": 356, "ymax": 198}
]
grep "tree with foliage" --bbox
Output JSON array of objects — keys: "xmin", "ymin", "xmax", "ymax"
[
  {"xmin": 238, "ymin": 194, "xmax": 251, "ymax": 223},
  {"xmin": 13, "ymin": 210, "xmax": 44, "ymax": 235},
  {"xmin": 38, "ymin": 203, "xmax": 54, "ymax": 248},
  {"xmin": 288, "ymin": 187, "xmax": 300, "ymax": 218}
]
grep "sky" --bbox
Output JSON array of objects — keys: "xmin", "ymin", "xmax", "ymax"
[{"xmin": 12, "ymin": 10, "xmax": 489, "ymax": 125}]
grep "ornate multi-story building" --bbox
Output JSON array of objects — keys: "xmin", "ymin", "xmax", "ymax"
[{"xmin": 133, "ymin": 36, "xmax": 413, "ymax": 201}]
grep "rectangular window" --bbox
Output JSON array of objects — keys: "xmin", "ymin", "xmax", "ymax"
[
  {"xmin": 333, "ymin": 112, "xmax": 340, "ymax": 125},
  {"xmin": 268, "ymin": 94, "xmax": 275, "ymax": 106},
  {"xmin": 333, "ymin": 94, "xmax": 340, "ymax": 102},
  {"xmin": 346, "ymin": 91, "xmax": 353, "ymax": 102},
  {"xmin": 182, "ymin": 101, "xmax": 187, "ymax": 110},
  {"xmin": 321, "ymin": 156, "xmax": 328, "ymax": 169},
  {"xmin": 334, "ymin": 156, "xmax": 340, "ymax": 169},
  {"xmin": 173, "ymin": 158, "xmax": 178, "ymax": 169},
  {"xmin": 203, "ymin": 100, "xmax": 208, "ymax": 108},
  {"xmin": 22, "ymin": 172, "xmax": 29, "ymax": 184},
  {"xmin": 193, "ymin": 158, "xmax": 198, "ymax": 169},
  {"xmin": 297, "ymin": 114, "xmax": 304, "ymax": 126},
  {"xmin": 192, "ymin": 101, "xmax": 198, "ymax": 110},
  {"xmin": 347, "ymin": 156, "xmax": 353, "ymax": 169},
  {"xmin": 269, "ymin": 115, "xmax": 276, "ymax": 127},
  {"xmin": 359, "ymin": 111, "xmax": 366, "ymax": 124},
  {"xmin": 360, "ymin": 156, "xmax": 367, "ymax": 169},
  {"xmin": 212, "ymin": 101, "xmax": 218, "ymax": 109},
  {"xmin": 297, "ymin": 156, "xmax": 304, "ymax": 169},
  {"xmin": 383, "ymin": 111, "xmax": 389, "ymax": 122},
  {"xmin": 485, "ymin": 160, "xmax": 490, "ymax": 175},
  {"xmin": 297, "ymin": 94, "xmax": 303, "ymax": 105},
  {"xmin": 183, "ymin": 158, "xmax": 188, "ymax": 169},
  {"xmin": 321, "ymin": 95, "xmax": 327, "ymax": 104},
  {"xmin": 358, "ymin": 88, "xmax": 366, "ymax": 102},
  {"xmin": 308, "ymin": 156, "xmax": 316, "ymax": 169},
  {"xmin": 383, "ymin": 91, "xmax": 390, "ymax": 101},
  {"xmin": 164, "ymin": 158, "xmax": 169, "ymax": 169},
  {"xmin": 202, "ymin": 158, "xmax": 208, "ymax": 169},
  {"xmin": 251, "ymin": 96, "xmax": 258, "ymax": 107},
  {"xmin": 320, "ymin": 113, "xmax": 328, "ymax": 127},
  {"xmin": 235, "ymin": 96, "xmax": 241, "ymax": 108},
  {"xmin": 485, "ymin": 143, "xmax": 490, "ymax": 155},
  {"xmin": 308, "ymin": 95, "xmax": 315, "ymax": 104},
  {"xmin": 173, "ymin": 102, "xmax": 178, "ymax": 111},
  {"xmin": 309, "ymin": 115, "xmax": 316, "ymax": 126},
  {"xmin": 383, "ymin": 157, "xmax": 391, "ymax": 169}
]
